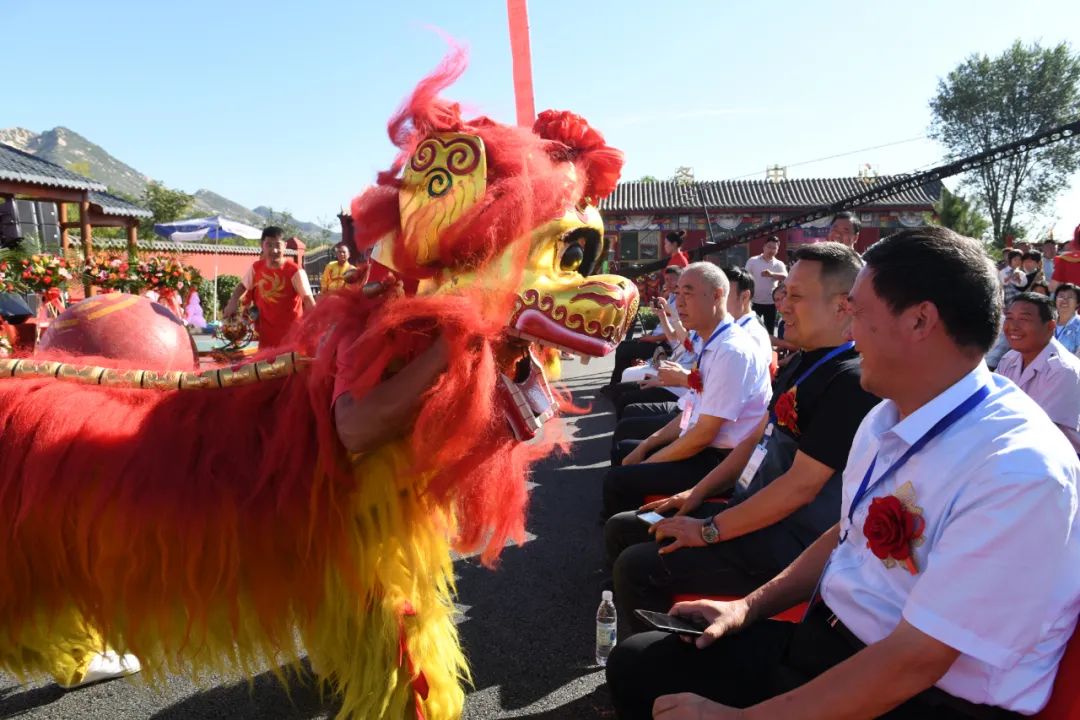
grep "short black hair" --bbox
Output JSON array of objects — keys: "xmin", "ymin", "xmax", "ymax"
[
  {"xmin": 261, "ymin": 226, "xmax": 285, "ymax": 242},
  {"xmin": 862, "ymin": 227, "xmax": 1000, "ymax": 354},
  {"xmin": 1005, "ymin": 249, "xmax": 1023, "ymax": 262},
  {"xmin": 764, "ymin": 235, "xmax": 780, "ymax": 245},
  {"xmin": 1022, "ymin": 250, "xmax": 1043, "ymax": 262},
  {"xmin": 663, "ymin": 265, "xmax": 683, "ymax": 277},
  {"xmin": 1030, "ymin": 282, "xmax": 1050, "ymax": 296},
  {"xmin": 831, "ymin": 211, "xmax": 862, "ymax": 234},
  {"xmin": 1009, "ymin": 292, "xmax": 1056, "ymax": 324},
  {"xmin": 665, "ymin": 230, "xmax": 685, "ymax": 247},
  {"xmin": 791, "ymin": 241, "xmax": 863, "ymax": 294},
  {"xmin": 1055, "ymin": 283, "xmax": 1080, "ymax": 302},
  {"xmin": 722, "ymin": 265, "xmax": 755, "ymax": 299}
]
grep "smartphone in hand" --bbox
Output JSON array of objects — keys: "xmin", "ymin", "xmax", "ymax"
[
  {"xmin": 636, "ymin": 511, "xmax": 665, "ymax": 525},
  {"xmin": 634, "ymin": 609, "xmax": 706, "ymax": 637}
]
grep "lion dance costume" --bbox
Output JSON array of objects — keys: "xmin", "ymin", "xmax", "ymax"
[{"xmin": 0, "ymin": 47, "xmax": 637, "ymax": 719}]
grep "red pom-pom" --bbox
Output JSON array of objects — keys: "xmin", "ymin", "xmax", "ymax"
[{"xmin": 533, "ymin": 109, "xmax": 624, "ymax": 201}]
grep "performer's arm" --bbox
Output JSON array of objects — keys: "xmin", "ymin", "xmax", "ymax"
[
  {"xmin": 333, "ymin": 337, "xmax": 449, "ymax": 455},
  {"xmin": 224, "ymin": 266, "xmax": 255, "ymax": 317},
  {"xmin": 293, "ymin": 271, "xmax": 316, "ymax": 313},
  {"xmin": 222, "ymin": 282, "xmax": 247, "ymax": 318}
]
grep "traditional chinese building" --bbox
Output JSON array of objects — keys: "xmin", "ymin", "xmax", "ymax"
[{"xmin": 600, "ymin": 176, "xmax": 943, "ymax": 273}]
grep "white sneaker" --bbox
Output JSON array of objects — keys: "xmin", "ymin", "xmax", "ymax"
[{"xmin": 60, "ymin": 651, "xmax": 141, "ymax": 689}]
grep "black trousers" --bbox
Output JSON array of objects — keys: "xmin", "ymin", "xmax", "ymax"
[
  {"xmin": 614, "ymin": 386, "xmax": 678, "ymax": 420},
  {"xmin": 606, "ymin": 605, "xmax": 1020, "ymax": 720},
  {"xmin": 608, "ymin": 339, "xmax": 665, "ymax": 386},
  {"xmin": 602, "ymin": 447, "xmax": 727, "ymax": 518},
  {"xmin": 604, "ymin": 503, "xmax": 801, "ymax": 636},
  {"xmin": 752, "ymin": 302, "xmax": 778, "ymax": 334}
]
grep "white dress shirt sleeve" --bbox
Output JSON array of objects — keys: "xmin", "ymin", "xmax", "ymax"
[{"xmin": 903, "ymin": 470, "xmax": 1077, "ymax": 669}]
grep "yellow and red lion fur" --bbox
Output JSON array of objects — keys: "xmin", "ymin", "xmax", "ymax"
[{"xmin": 0, "ymin": 47, "xmax": 626, "ymax": 719}]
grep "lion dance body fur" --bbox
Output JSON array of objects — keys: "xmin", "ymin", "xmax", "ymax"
[{"xmin": 0, "ymin": 48, "xmax": 637, "ymax": 720}]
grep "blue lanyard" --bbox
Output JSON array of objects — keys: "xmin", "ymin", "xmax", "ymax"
[
  {"xmin": 737, "ymin": 314, "xmax": 754, "ymax": 328},
  {"xmin": 694, "ymin": 320, "xmax": 732, "ymax": 371},
  {"xmin": 768, "ymin": 342, "xmax": 855, "ymax": 426},
  {"xmin": 838, "ymin": 384, "xmax": 991, "ymax": 544}
]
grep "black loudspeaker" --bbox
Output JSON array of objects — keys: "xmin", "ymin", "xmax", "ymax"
[{"xmin": 0, "ymin": 199, "xmax": 21, "ymax": 249}]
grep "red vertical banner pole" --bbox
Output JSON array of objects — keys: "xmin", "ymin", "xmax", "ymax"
[{"xmin": 507, "ymin": 0, "xmax": 536, "ymax": 128}]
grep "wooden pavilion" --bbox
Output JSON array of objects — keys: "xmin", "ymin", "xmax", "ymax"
[{"xmin": 0, "ymin": 142, "xmax": 151, "ymax": 257}]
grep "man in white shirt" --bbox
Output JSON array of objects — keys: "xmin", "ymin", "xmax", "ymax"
[
  {"xmin": 997, "ymin": 292, "xmax": 1080, "ymax": 453},
  {"xmin": 607, "ymin": 227, "xmax": 1080, "ymax": 719},
  {"xmin": 744, "ymin": 236, "xmax": 786, "ymax": 334},
  {"xmin": 722, "ymin": 265, "xmax": 773, "ymax": 369},
  {"xmin": 602, "ymin": 263, "xmax": 771, "ymax": 518}
]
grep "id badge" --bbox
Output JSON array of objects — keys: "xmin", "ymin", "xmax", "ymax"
[
  {"xmin": 737, "ymin": 442, "xmax": 768, "ymax": 489},
  {"xmin": 679, "ymin": 395, "xmax": 695, "ymax": 432}
]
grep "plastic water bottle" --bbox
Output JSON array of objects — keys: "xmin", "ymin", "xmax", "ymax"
[{"xmin": 595, "ymin": 590, "xmax": 617, "ymax": 666}]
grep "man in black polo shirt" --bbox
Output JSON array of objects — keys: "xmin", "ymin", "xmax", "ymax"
[{"xmin": 603, "ymin": 243, "xmax": 879, "ymax": 634}]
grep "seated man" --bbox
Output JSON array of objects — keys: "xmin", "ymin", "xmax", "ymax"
[
  {"xmin": 607, "ymin": 227, "xmax": 1080, "ymax": 720},
  {"xmin": 602, "ymin": 262, "xmax": 770, "ymax": 518},
  {"xmin": 996, "ymin": 292, "xmax": 1080, "ymax": 454},
  {"xmin": 604, "ymin": 266, "xmax": 682, "ymax": 395},
  {"xmin": 722, "ymin": 265, "xmax": 773, "ymax": 367},
  {"xmin": 605, "ymin": 243, "xmax": 879, "ymax": 635}
]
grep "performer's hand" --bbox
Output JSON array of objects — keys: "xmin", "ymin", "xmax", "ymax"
[
  {"xmin": 669, "ymin": 598, "xmax": 752, "ymax": 650},
  {"xmin": 362, "ymin": 272, "xmax": 404, "ymax": 299},
  {"xmin": 653, "ymin": 693, "xmax": 740, "ymax": 719},
  {"xmin": 650, "ymin": 515, "xmax": 707, "ymax": 555}
]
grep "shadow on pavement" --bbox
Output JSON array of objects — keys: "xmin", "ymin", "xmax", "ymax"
[
  {"xmin": 0, "ymin": 683, "xmax": 65, "ymax": 719},
  {"xmin": 150, "ymin": 662, "xmax": 335, "ymax": 720},
  {"xmin": 457, "ymin": 372, "xmax": 618, "ymax": 718}
]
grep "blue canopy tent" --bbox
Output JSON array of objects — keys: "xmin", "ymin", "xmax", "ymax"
[{"xmin": 153, "ymin": 216, "xmax": 262, "ymax": 322}]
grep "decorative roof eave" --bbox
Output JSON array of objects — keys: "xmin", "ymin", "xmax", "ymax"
[
  {"xmin": 88, "ymin": 190, "xmax": 152, "ymax": 219},
  {"xmin": 600, "ymin": 177, "xmax": 943, "ymax": 214},
  {"xmin": 0, "ymin": 143, "xmax": 107, "ymax": 192},
  {"xmin": 92, "ymin": 238, "xmax": 296, "ymax": 256}
]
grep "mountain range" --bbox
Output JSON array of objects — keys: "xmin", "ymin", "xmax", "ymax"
[{"xmin": 0, "ymin": 126, "xmax": 338, "ymax": 243}]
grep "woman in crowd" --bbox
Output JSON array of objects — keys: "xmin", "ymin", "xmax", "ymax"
[{"xmin": 1054, "ymin": 283, "xmax": 1080, "ymax": 354}]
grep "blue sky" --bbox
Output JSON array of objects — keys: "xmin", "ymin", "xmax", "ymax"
[{"xmin": 6, "ymin": 0, "xmax": 1079, "ymax": 239}]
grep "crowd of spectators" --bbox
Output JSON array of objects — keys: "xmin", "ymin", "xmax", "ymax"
[{"xmin": 595, "ymin": 220, "xmax": 1080, "ymax": 719}]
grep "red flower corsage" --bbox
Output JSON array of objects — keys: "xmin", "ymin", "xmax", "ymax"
[
  {"xmin": 864, "ymin": 495, "xmax": 925, "ymax": 575},
  {"xmin": 773, "ymin": 388, "xmax": 799, "ymax": 435},
  {"xmin": 688, "ymin": 368, "xmax": 703, "ymax": 392},
  {"xmin": 683, "ymin": 337, "xmax": 694, "ymax": 353}
]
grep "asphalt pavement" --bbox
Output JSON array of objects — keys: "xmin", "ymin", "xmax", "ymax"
[{"xmin": 0, "ymin": 354, "xmax": 620, "ymax": 719}]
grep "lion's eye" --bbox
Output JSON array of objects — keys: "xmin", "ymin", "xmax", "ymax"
[{"xmin": 559, "ymin": 243, "xmax": 584, "ymax": 273}]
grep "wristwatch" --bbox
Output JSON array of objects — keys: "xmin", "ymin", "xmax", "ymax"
[{"xmin": 700, "ymin": 515, "xmax": 721, "ymax": 544}]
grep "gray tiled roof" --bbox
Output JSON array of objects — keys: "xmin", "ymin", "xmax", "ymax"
[
  {"xmin": 89, "ymin": 190, "xmax": 152, "ymax": 218},
  {"xmin": 0, "ymin": 142, "xmax": 106, "ymax": 192},
  {"xmin": 601, "ymin": 176, "xmax": 943, "ymax": 213},
  {"xmin": 92, "ymin": 238, "xmax": 295, "ymax": 256}
]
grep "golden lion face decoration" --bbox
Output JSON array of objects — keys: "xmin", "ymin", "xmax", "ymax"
[{"xmin": 373, "ymin": 130, "xmax": 638, "ymax": 440}]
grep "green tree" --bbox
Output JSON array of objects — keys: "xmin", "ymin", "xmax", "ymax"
[
  {"xmin": 637, "ymin": 175, "xmax": 660, "ymax": 183},
  {"xmin": 139, "ymin": 182, "xmax": 194, "ymax": 242},
  {"xmin": 929, "ymin": 40, "xmax": 1080, "ymax": 247},
  {"xmin": 931, "ymin": 187, "xmax": 991, "ymax": 241}
]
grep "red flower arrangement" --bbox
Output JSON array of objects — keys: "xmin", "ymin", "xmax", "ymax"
[
  {"xmin": 773, "ymin": 388, "xmax": 799, "ymax": 435},
  {"xmin": 688, "ymin": 368, "xmax": 703, "ymax": 392},
  {"xmin": 0, "ymin": 259, "xmax": 24, "ymax": 293},
  {"xmin": 83, "ymin": 254, "xmax": 146, "ymax": 294},
  {"xmin": 864, "ymin": 495, "xmax": 925, "ymax": 575},
  {"xmin": 18, "ymin": 254, "xmax": 72, "ymax": 317}
]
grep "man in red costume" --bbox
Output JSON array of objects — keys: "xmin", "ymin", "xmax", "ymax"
[
  {"xmin": 1051, "ymin": 224, "xmax": 1080, "ymax": 290},
  {"xmin": 224, "ymin": 226, "xmax": 316, "ymax": 347}
]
